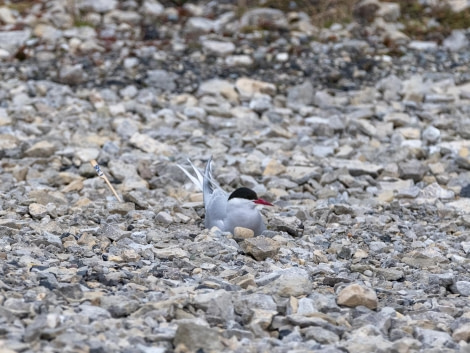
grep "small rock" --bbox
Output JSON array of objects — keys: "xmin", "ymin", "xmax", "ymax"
[
  {"xmin": 240, "ymin": 8, "xmax": 288, "ymax": 30},
  {"xmin": 330, "ymin": 159, "xmax": 383, "ymax": 177},
  {"xmin": 443, "ymin": 30, "xmax": 469, "ymax": 52},
  {"xmin": 302, "ymin": 326, "xmax": 340, "ymax": 344},
  {"xmin": 353, "ymin": 0, "xmax": 380, "ymax": 23},
  {"xmin": 29, "ymin": 203, "xmax": 48, "ymax": 219},
  {"xmin": 263, "ymin": 159, "xmax": 286, "ymax": 176},
  {"xmin": 337, "ymin": 283, "xmax": 378, "ymax": 310},
  {"xmin": 198, "ymin": 79, "xmax": 238, "ymax": 102},
  {"xmin": 24, "ymin": 141, "xmax": 56, "ymax": 158},
  {"xmin": 398, "ymin": 160, "xmax": 427, "ymax": 182},
  {"xmin": 422, "ymin": 126, "xmax": 440, "ymax": 144},
  {"xmin": 269, "ymin": 216, "xmax": 304, "ymax": 237},
  {"xmin": 0, "ymin": 6, "xmax": 16, "ymax": 24},
  {"xmin": 155, "ymin": 211, "xmax": 173, "ymax": 224},
  {"xmin": 145, "ymin": 70, "xmax": 176, "ymax": 91},
  {"xmin": 242, "ymin": 236, "xmax": 280, "ymax": 261},
  {"xmin": 0, "ymin": 29, "xmax": 31, "ymax": 55},
  {"xmin": 58, "ymin": 283, "xmax": 84, "ymax": 302},
  {"xmin": 121, "ymin": 249, "xmax": 140, "ymax": 262},
  {"xmin": 414, "ymin": 327, "xmax": 454, "ymax": 349},
  {"xmin": 107, "ymin": 202, "xmax": 135, "ymax": 215},
  {"xmin": 225, "ymin": 55, "xmax": 253, "ymax": 67},
  {"xmin": 287, "ymin": 81, "xmax": 314, "ymax": 107},
  {"xmin": 202, "ymin": 40, "xmax": 235, "ymax": 56},
  {"xmin": 141, "ymin": 0, "xmax": 164, "ymax": 18},
  {"xmin": 129, "ymin": 132, "xmax": 173, "ymax": 155},
  {"xmin": 152, "ymin": 246, "xmax": 188, "ymax": 259},
  {"xmin": 249, "ymin": 94, "xmax": 272, "ymax": 113},
  {"xmin": 235, "ymin": 77, "xmax": 276, "ymax": 99},
  {"xmin": 59, "ymin": 64, "xmax": 87, "ymax": 84},
  {"xmin": 452, "ymin": 323, "xmax": 470, "ymax": 342},
  {"xmin": 173, "ymin": 320, "xmax": 224, "ymax": 353},
  {"xmin": 101, "ymin": 223, "xmax": 126, "ymax": 242},
  {"xmin": 185, "ymin": 17, "xmax": 214, "ymax": 34},
  {"xmin": 265, "ymin": 268, "xmax": 313, "ymax": 297},
  {"xmin": 100, "ymin": 295, "xmax": 139, "ymax": 318},
  {"xmin": 233, "ymin": 227, "xmax": 254, "ymax": 240},
  {"xmin": 79, "ymin": 0, "xmax": 117, "ymax": 13},
  {"xmin": 451, "ymin": 281, "xmax": 470, "ymax": 296},
  {"xmin": 75, "ymin": 147, "xmax": 100, "ymax": 162}
]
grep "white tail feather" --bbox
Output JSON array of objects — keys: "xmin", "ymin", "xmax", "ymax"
[{"xmin": 178, "ymin": 157, "xmax": 220, "ymax": 194}]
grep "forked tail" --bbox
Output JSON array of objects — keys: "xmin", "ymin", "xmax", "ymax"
[
  {"xmin": 203, "ymin": 155, "xmax": 214, "ymax": 204},
  {"xmin": 177, "ymin": 159, "xmax": 205, "ymax": 191},
  {"xmin": 177, "ymin": 156, "xmax": 218, "ymax": 204}
]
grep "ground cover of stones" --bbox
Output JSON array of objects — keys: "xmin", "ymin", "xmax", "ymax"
[{"xmin": 2, "ymin": 0, "xmax": 470, "ymax": 352}]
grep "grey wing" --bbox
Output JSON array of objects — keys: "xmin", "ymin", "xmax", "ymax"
[{"xmin": 204, "ymin": 188, "xmax": 228, "ymax": 231}]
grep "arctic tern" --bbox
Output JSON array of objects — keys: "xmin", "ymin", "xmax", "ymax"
[{"xmin": 178, "ymin": 157, "xmax": 273, "ymax": 235}]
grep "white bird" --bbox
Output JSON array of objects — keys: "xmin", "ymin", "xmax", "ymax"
[{"xmin": 178, "ymin": 157, "xmax": 273, "ymax": 235}]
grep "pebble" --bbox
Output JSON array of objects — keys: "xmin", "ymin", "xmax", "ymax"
[
  {"xmin": 173, "ymin": 320, "xmax": 223, "ymax": 353},
  {"xmin": 242, "ymin": 236, "xmax": 280, "ymax": 261},
  {"xmin": 202, "ymin": 40, "xmax": 235, "ymax": 56},
  {"xmin": 337, "ymin": 283, "xmax": 378, "ymax": 310},
  {"xmin": 24, "ymin": 141, "xmax": 56, "ymax": 158},
  {"xmin": 28, "ymin": 203, "xmax": 48, "ymax": 219}
]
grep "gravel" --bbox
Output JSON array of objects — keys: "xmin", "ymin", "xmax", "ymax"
[{"xmin": 1, "ymin": 0, "xmax": 470, "ymax": 352}]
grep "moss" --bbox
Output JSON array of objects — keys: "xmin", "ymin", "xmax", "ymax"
[
  {"xmin": 235, "ymin": 0, "xmax": 355, "ymax": 28},
  {"xmin": 390, "ymin": 0, "xmax": 470, "ymax": 40},
  {"xmin": 3, "ymin": 0, "xmax": 39, "ymax": 14},
  {"xmin": 74, "ymin": 19, "xmax": 94, "ymax": 28}
]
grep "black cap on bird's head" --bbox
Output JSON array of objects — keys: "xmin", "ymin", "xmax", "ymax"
[{"xmin": 228, "ymin": 187, "xmax": 273, "ymax": 206}]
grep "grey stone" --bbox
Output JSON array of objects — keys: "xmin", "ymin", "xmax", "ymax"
[
  {"xmin": 242, "ymin": 237, "xmax": 280, "ymax": 261},
  {"xmin": 287, "ymin": 81, "xmax": 314, "ymax": 107},
  {"xmin": 58, "ymin": 283, "xmax": 84, "ymax": 302},
  {"xmin": 101, "ymin": 223, "xmax": 127, "ymax": 241},
  {"xmin": 249, "ymin": 94, "xmax": 272, "ymax": 113},
  {"xmin": 202, "ymin": 40, "xmax": 235, "ymax": 56},
  {"xmin": 100, "ymin": 295, "xmax": 140, "ymax": 317},
  {"xmin": 29, "ymin": 203, "xmax": 48, "ymax": 219},
  {"xmin": 225, "ymin": 55, "xmax": 253, "ymax": 67},
  {"xmin": 78, "ymin": 0, "xmax": 117, "ymax": 12},
  {"xmin": 302, "ymin": 326, "xmax": 340, "ymax": 344},
  {"xmin": 451, "ymin": 281, "xmax": 470, "ymax": 296},
  {"xmin": 337, "ymin": 283, "xmax": 378, "ymax": 310},
  {"xmin": 330, "ymin": 159, "xmax": 383, "ymax": 177},
  {"xmin": 193, "ymin": 290, "xmax": 234, "ymax": 325},
  {"xmin": 59, "ymin": 64, "xmax": 87, "ymax": 84},
  {"xmin": 185, "ymin": 17, "xmax": 214, "ymax": 33},
  {"xmin": 408, "ymin": 40, "xmax": 438, "ymax": 51},
  {"xmin": 24, "ymin": 313, "xmax": 63, "ymax": 342},
  {"xmin": 142, "ymin": 0, "xmax": 164, "ymax": 18},
  {"xmin": 240, "ymin": 8, "xmax": 288, "ymax": 30},
  {"xmin": 233, "ymin": 293, "xmax": 277, "ymax": 323},
  {"xmin": 155, "ymin": 211, "xmax": 173, "ymax": 224},
  {"xmin": 173, "ymin": 320, "xmax": 224, "ymax": 353},
  {"xmin": 145, "ymin": 70, "xmax": 177, "ymax": 91},
  {"xmin": 262, "ymin": 268, "xmax": 313, "ymax": 297},
  {"xmin": 414, "ymin": 327, "xmax": 454, "ymax": 349},
  {"xmin": 422, "ymin": 126, "xmax": 440, "ymax": 144},
  {"xmin": 398, "ymin": 160, "xmax": 427, "ymax": 182},
  {"xmin": 79, "ymin": 304, "xmax": 112, "ymax": 321},
  {"xmin": 0, "ymin": 29, "xmax": 31, "ymax": 55},
  {"xmin": 443, "ymin": 30, "xmax": 469, "ymax": 52}
]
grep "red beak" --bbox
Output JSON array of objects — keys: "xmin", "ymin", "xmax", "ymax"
[{"xmin": 254, "ymin": 198, "xmax": 273, "ymax": 206}]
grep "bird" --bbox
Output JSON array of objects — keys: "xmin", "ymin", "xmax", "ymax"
[{"xmin": 178, "ymin": 156, "xmax": 273, "ymax": 235}]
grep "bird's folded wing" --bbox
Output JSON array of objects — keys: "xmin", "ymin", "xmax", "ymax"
[{"xmin": 204, "ymin": 188, "xmax": 228, "ymax": 230}]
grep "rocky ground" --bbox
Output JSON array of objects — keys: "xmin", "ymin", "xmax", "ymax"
[{"xmin": 1, "ymin": 0, "xmax": 470, "ymax": 352}]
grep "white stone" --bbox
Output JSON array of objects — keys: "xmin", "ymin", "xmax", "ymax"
[
  {"xmin": 225, "ymin": 55, "xmax": 253, "ymax": 67},
  {"xmin": 202, "ymin": 40, "xmax": 235, "ymax": 56}
]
